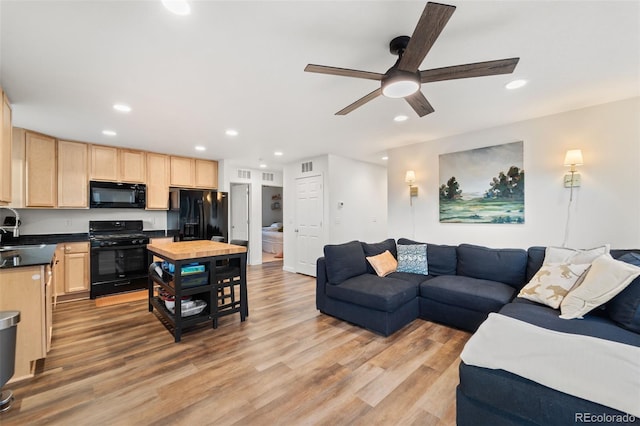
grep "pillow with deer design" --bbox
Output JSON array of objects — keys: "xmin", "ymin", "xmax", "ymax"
[{"xmin": 518, "ymin": 262, "xmax": 591, "ymax": 309}]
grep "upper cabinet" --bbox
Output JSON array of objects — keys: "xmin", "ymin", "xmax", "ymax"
[
  {"xmin": 57, "ymin": 140, "xmax": 88, "ymax": 208},
  {"xmin": 25, "ymin": 131, "xmax": 57, "ymax": 207},
  {"xmin": 170, "ymin": 156, "xmax": 194, "ymax": 187},
  {"xmin": 146, "ymin": 153, "xmax": 169, "ymax": 210},
  {"xmin": 195, "ymin": 159, "xmax": 218, "ymax": 189},
  {"xmin": 90, "ymin": 145, "xmax": 145, "ymax": 183},
  {"xmin": 0, "ymin": 87, "xmax": 12, "ymax": 204}
]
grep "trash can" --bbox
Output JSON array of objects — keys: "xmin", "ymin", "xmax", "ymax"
[{"xmin": 0, "ymin": 311, "xmax": 20, "ymax": 413}]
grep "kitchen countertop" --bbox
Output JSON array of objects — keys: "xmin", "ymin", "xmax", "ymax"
[{"xmin": 0, "ymin": 244, "xmax": 57, "ymax": 269}]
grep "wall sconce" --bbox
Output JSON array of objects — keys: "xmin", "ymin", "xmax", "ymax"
[
  {"xmin": 405, "ymin": 170, "xmax": 418, "ymax": 204},
  {"xmin": 563, "ymin": 149, "xmax": 584, "ymax": 188}
]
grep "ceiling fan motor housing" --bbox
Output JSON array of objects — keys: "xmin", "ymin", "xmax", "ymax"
[{"xmin": 389, "ymin": 35, "xmax": 411, "ymax": 56}]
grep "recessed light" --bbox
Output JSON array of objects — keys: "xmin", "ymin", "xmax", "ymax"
[
  {"xmin": 195, "ymin": 146, "xmax": 206, "ymax": 151},
  {"xmin": 225, "ymin": 129, "xmax": 238, "ymax": 137},
  {"xmin": 382, "ymin": 156, "xmax": 389, "ymax": 160},
  {"xmin": 113, "ymin": 104, "xmax": 131, "ymax": 113},
  {"xmin": 393, "ymin": 115, "xmax": 408, "ymax": 122},
  {"xmin": 274, "ymin": 151, "xmax": 283, "ymax": 156},
  {"xmin": 102, "ymin": 130, "xmax": 117, "ymax": 136},
  {"xmin": 161, "ymin": 0, "xmax": 190, "ymax": 16},
  {"xmin": 259, "ymin": 164, "xmax": 267, "ymax": 169},
  {"xmin": 505, "ymin": 79, "xmax": 527, "ymax": 90}
]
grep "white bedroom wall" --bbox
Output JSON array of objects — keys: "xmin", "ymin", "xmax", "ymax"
[{"xmin": 387, "ymin": 97, "xmax": 640, "ymax": 249}]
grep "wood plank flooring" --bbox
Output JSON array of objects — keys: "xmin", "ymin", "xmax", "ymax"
[{"xmin": 0, "ymin": 262, "xmax": 470, "ymax": 425}]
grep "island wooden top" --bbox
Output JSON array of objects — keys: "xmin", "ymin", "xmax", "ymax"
[{"xmin": 147, "ymin": 240, "xmax": 247, "ymax": 261}]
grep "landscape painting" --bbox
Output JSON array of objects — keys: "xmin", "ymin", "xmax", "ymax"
[{"xmin": 439, "ymin": 141, "xmax": 524, "ymax": 224}]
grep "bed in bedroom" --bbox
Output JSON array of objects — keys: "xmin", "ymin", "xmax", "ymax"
[{"xmin": 262, "ymin": 223, "xmax": 283, "ymax": 254}]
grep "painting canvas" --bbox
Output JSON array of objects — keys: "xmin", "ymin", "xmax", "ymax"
[{"xmin": 439, "ymin": 141, "xmax": 524, "ymax": 223}]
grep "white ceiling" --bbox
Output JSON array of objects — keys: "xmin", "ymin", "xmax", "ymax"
[{"xmin": 1, "ymin": 1, "xmax": 639, "ymax": 171}]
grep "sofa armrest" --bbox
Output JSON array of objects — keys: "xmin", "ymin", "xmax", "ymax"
[{"xmin": 316, "ymin": 256, "xmax": 328, "ymax": 311}]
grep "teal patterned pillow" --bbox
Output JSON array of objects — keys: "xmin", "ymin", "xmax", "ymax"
[{"xmin": 397, "ymin": 244, "xmax": 428, "ymax": 275}]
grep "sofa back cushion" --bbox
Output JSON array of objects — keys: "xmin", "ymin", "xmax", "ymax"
[
  {"xmin": 397, "ymin": 238, "xmax": 457, "ymax": 276},
  {"xmin": 323, "ymin": 241, "xmax": 368, "ymax": 284},
  {"xmin": 527, "ymin": 246, "xmax": 546, "ymax": 282},
  {"xmin": 361, "ymin": 238, "xmax": 397, "ymax": 274},
  {"xmin": 457, "ymin": 243, "xmax": 528, "ymax": 289},
  {"xmin": 600, "ymin": 252, "xmax": 640, "ymax": 333}
]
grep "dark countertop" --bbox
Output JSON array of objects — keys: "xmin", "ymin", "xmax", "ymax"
[
  {"xmin": 0, "ymin": 244, "xmax": 57, "ymax": 270},
  {"xmin": 0, "ymin": 230, "xmax": 170, "ymax": 247}
]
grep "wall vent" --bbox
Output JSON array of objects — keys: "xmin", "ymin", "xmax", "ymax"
[
  {"xmin": 262, "ymin": 172, "xmax": 274, "ymax": 182},
  {"xmin": 301, "ymin": 161, "xmax": 313, "ymax": 173},
  {"xmin": 237, "ymin": 169, "xmax": 251, "ymax": 179}
]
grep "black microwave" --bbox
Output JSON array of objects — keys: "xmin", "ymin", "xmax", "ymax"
[{"xmin": 90, "ymin": 181, "xmax": 146, "ymax": 208}]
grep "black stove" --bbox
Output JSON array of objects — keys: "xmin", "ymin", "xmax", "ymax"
[{"xmin": 89, "ymin": 220, "xmax": 150, "ymax": 298}]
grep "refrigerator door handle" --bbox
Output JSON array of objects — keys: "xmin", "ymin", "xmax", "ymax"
[{"xmin": 199, "ymin": 199, "xmax": 205, "ymax": 240}]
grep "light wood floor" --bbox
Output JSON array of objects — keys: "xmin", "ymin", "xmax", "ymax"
[{"xmin": 1, "ymin": 262, "xmax": 470, "ymax": 426}]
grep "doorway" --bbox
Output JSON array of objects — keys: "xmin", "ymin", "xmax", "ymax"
[
  {"xmin": 230, "ymin": 183, "xmax": 249, "ymax": 245},
  {"xmin": 261, "ymin": 185, "xmax": 283, "ymax": 263}
]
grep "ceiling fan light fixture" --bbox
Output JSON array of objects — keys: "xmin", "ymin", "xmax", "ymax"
[{"xmin": 382, "ymin": 70, "xmax": 420, "ymax": 98}]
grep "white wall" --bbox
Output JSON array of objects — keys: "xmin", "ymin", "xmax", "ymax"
[
  {"xmin": 387, "ymin": 97, "xmax": 640, "ymax": 249},
  {"xmin": 282, "ymin": 154, "xmax": 388, "ymax": 274}
]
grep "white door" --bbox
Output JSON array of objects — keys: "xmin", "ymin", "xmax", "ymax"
[
  {"xmin": 295, "ymin": 175, "xmax": 323, "ymax": 276},
  {"xmin": 230, "ymin": 183, "xmax": 249, "ymax": 242}
]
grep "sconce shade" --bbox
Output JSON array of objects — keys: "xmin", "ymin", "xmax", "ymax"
[
  {"xmin": 405, "ymin": 170, "xmax": 416, "ymax": 184},
  {"xmin": 563, "ymin": 149, "xmax": 584, "ymax": 167}
]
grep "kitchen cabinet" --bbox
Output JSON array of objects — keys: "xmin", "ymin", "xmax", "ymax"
[
  {"xmin": 146, "ymin": 152, "xmax": 170, "ymax": 209},
  {"xmin": 170, "ymin": 156, "xmax": 194, "ymax": 187},
  {"xmin": 0, "ymin": 265, "xmax": 50, "ymax": 381},
  {"xmin": 0, "ymin": 87, "xmax": 12, "ymax": 204},
  {"xmin": 120, "ymin": 149, "xmax": 145, "ymax": 183},
  {"xmin": 57, "ymin": 140, "xmax": 88, "ymax": 208},
  {"xmin": 195, "ymin": 159, "xmax": 218, "ymax": 189},
  {"xmin": 25, "ymin": 131, "xmax": 57, "ymax": 207},
  {"xmin": 54, "ymin": 242, "xmax": 90, "ymax": 299}
]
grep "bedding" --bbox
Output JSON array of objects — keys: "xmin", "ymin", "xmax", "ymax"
[{"xmin": 262, "ymin": 224, "xmax": 283, "ymax": 254}]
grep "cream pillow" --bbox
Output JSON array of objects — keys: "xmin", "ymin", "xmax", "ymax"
[
  {"xmin": 560, "ymin": 254, "xmax": 640, "ymax": 319},
  {"xmin": 518, "ymin": 263, "xmax": 591, "ymax": 309},
  {"xmin": 366, "ymin": 250, "xmax": 398, "ymax": 277},
  {"xmin": 544, "ymin": 245, "xmax": 610, "ymax": 265}
]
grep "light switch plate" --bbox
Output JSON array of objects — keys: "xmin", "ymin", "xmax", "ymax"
[{"xmin": 564, "ymin": 173, "xmax": 581, "ymax": 187}]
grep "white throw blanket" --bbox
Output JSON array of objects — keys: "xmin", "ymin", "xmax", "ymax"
[{"xmin": 460, "ymin": 313, "xmax": 640, "ymax": 417}]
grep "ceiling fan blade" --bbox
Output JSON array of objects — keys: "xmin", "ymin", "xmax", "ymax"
[
  {"xmin": 405, "ymin": 91, "xmax": 435, "ymax": 117},
  {"xmin": 420, "ymin": 58, "xmax": 520, "ymax": 83},
  {"xmin": 336, "ymin": 88, "xmax": 382, "ymax": 115},
  {"xmin": 398, "ymin": 2, "xmax": 456, "ymax": 72},
  {"xmin": 305, "ymin": 64, "xmax": 384, "ymax": 81}
]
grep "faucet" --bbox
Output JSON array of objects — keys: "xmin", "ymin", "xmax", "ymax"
[{"xmin": 0, "ymin": 207, "xmax": 20, "ymax": 242}]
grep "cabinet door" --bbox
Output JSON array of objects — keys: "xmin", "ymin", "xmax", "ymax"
[
  {"xmin": 53, "ymin": 244, "xmax": 65, "ymax": 297},
  {"xmin": 146, "ymin": 152, "xmax": 169, "ymax": 209},
  {"xmin": 120, "ymin": 149, "xmax": 145, "ymax": 183},
  {"xmin": 170, "ymin": 156, "xmax": 194, "ymax": 187},
  {"xmin": 194, "ymin": 159, "xmax": 218, "ymax": 189},
  {"xmin": 90, "ymin": 145, "xmax": 118, "ymax": 181},
  {"xmin": 57, "ymin": 140, "xmax": 88, "ymax": 208},
  {"xmin": 64, "ymin": 242, "xmax": 90, "ymax": 293},
  {"xmin": 25, "ymin": 131, "xmax": 57, "ymax": 207},
  {"xmin": 0, "ymin": 89, "xmax": 12, "ymax": 204}
]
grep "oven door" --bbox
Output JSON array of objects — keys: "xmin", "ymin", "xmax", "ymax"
[{"xmin": 90, "ymin": 245, "xmax": 148, "ymax": 298}]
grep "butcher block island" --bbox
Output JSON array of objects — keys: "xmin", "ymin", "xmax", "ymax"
[{"xmin": 146, "ymin": 240, "xmax": 248, "ymax": 342}]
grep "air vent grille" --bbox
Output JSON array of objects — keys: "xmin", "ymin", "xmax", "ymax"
[
  {"xmin": 301, "ymin": 161, "xmax": 313, "ymax": 173},
  {"xmin": 262, "ymin": 172, "xmax": 274, "ymax": 182},
  {"xmin": 237, "ymin": 169, "xmax": 251, "ymax": 179}
]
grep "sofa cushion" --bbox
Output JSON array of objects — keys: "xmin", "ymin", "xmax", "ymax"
[
  {"xmin": 607, "ymin": 253, "xmax": 640, "ymax": 333},
  {"xmin": 362, "ymin": 238, "xmax": 397, "ymax": 274},
  {"xmin": 397, "ymin": 244, "xmax": 428, "ymax": 274},
  {"xmin": 387, "ymin": 271, "xmax": 432, "ymax": 286},
  {"xmin": 323, "ymin": 241, "xmax": 368, "ymax": 284},
  {"xmin": 366, "ymin": 250, "xmax": 397, "ymax": 277},
  {"xmin": 561, "ymin": 254, "xmax": 640, "ymax": 319},
  {"xmin": 325, "ymin": 274, "xmax": 418, "ymax": 312},
  {"xmin": 420, "ymin": 275, "xmax": 516, "ymax": 313},
  {"xmin": 526, "ymin": 246, "xmax": 546, "ymax": 282},
  {"xmin": 457, "ymin": 244, "xmax": 528, "ymax": 289},
  {"xmin": 397, "ymin": 238, "xmax": 457, "ymax": 276}
]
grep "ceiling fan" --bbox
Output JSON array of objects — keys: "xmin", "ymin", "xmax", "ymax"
[{"xmin": 304, "ymin": 1, "xmax": 519, "ymax": 117}]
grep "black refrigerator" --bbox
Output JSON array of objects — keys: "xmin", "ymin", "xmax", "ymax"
[{"xmin": 167, "ymin": 189, "xmax": 229, "ymax": 241}]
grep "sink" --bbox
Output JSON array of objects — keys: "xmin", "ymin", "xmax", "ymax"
[{"xmin": 0, "ymin": 244, "xmax": 47, "ymax": 252}]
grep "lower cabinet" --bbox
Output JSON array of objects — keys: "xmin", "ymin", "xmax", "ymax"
[{"xmin": 54, "ymin": 242, "xmax": 90, "ymax": 301}]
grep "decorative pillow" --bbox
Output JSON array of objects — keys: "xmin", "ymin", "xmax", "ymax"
[
  {"xmin": 544, "ymin": 245, "xmax": 610, "ymax": 265},
  {"xmin": 517, "ymin": 262, "xmax": 591, "ymax": 309},
  {"xmin": 362, "ymin": 239, "xmax": 397, "ymax": 274},
  {"xmin": 606, "ymin": 252, "xmax": 640, "ymax": 332},
  {"xmin": 398, "ymin": 238, "xmax": 456, "ymax": 276},
  {"xmin": 560, "ymin": 254, "xmax": 640, "ymax": 319},
  {"xmin": 366, "ymin": 250, "xmax": 398, "ymax": 277},
  {"xmin": 323, "ymin": 241, "xmax": 368, "ymax": 284},
  {"xmin": 396, "ymin": 244, "xmax": 428, "ymax": 275}
]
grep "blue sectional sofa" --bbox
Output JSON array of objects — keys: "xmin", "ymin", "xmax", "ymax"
[{"xmin": 316, "ymin": 239, "xmax": 640, "ymax": 425}]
